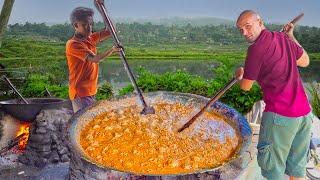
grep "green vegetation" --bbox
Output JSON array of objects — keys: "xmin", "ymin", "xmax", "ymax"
[
  {"xmin": 0, "ymin": 22, "xmax": 319, "ymax": 114},
  {"xmin": 96, "ymin": 81, "xmax": 114, "ymax": 100},
  {"xmin": 119, "ymin": 67, "xmax": 262, "ymax": 114},
  {"xmin": 308, "ymin": 83, "xmax": 320, "ymax": 118},
  {"xmin": 5, "ymin": 22, "xmax": 320, "ymax": 52},
  {"xmin": 12, "ymin": 74, "xmax": 112, "ymax": 101},
  {"xmin": 309, "ymin": 53, "xmax": 320, "ymax": 61}
]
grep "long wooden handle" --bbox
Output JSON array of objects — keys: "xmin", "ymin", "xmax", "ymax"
[
  {"xmin": 280, "ymin": 13, "xmax": 304, "ymax": 32},
  {"xmin": 290, "ymin": 13, "xmax": 304, "ymax": 25},
  {"xmin": 94, "ymin": 1, "xmax": 150, "ymax": 110},
  {"xmin": 178, "ymin": 77, "xmax": 238, "ymax": 132}
]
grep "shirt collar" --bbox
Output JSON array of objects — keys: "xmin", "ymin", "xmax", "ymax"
[{"xmin": 252, "ymin": 29, "xmax": 268, "ymax": 44}]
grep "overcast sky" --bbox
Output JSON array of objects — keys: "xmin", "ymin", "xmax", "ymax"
[{"xmin": 1, "ymin": 0, "xmax": 319, "ymax": 27}]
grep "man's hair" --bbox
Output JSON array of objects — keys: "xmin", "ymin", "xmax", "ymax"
[{"xmin": 70, "ymin": 7, "xmax": 94, "ymax": 25}]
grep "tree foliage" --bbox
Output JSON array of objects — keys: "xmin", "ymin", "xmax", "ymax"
[{"xmin": 5, "ymin": 22, "xmax": 320, "ymax": 52}]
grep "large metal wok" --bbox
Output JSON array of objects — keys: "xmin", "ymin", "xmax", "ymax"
[
  {"xmin": 0, "ymin": 98, "xmax": 67, "ymax": 121},
  {"xmin": 68, "ymin": 91, "xmax": 252, "ymax": 177}
]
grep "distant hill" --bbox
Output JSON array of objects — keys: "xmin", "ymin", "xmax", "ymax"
[{"xmin": 114, "ymin": 17, "xmax": 234, "ymax": 26}]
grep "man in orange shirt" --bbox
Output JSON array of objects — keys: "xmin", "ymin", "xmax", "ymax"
[{"xmin": 66, "ymin": 6, "xmax": 120, "ymax": 113}]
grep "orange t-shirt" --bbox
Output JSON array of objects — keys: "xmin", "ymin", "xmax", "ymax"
[{"xmin": 66, "ymin": 32, "xmax": 107, "ymax": 100}]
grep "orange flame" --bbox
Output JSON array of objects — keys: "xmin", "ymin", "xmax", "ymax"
[{"xmin": 16, "ymin": 123, "xmax": 30, "ymax": 149}]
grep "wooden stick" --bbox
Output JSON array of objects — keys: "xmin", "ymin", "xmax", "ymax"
[
  {"xmin": 280, "ymin": 13, "xmax": 304, "ymax": 32},
  {"xmin": 178, "ymin": 77, "xmax": 238, "ymax": 132}
]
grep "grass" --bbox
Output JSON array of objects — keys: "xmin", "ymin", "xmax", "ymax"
[{"xmin": 0, "ymin": 35, "xmax": 319, "ymax": 86}]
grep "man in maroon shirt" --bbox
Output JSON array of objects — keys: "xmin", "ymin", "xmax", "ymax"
[{"xmin": 235, "ymin": 10, "xmax": 314, "ymax": 179}]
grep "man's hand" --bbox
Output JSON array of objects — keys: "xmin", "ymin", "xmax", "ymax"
[
  {"xmin": 235, "ymin": 67, "xmax": 244, "ymax": 81},
  {"xmin": 111, "ymin": 46, "xmax": 121, "ymax": 54},
  {"xmin": 282, "ymin": 23, "xmax": 295, "ymax": 38},
  {"xmin": 86, "ymin": 46, "xmax": 121, "ymax": 63},
  {"xmin": 235, "ymin": 67, "xmax": 254, "ymax": 91}
]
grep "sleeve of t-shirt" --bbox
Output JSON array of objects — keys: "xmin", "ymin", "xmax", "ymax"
[
  {"xmin": 243, "ymin": 46, "xmax": 263, "ymax": 81},
  {"xmin": 100, "ymin": 29, "xmax": 111, "ymax": 40},
  {"xmin": 90, "ymin": 30, "xmax": 111, "ymax": 45},
  {"xmin": 287, "ymin": 36, "xmax": 303, "ymax": 60},
  {"xmin": 66, "ymin": 41, "xmax": 95, "ymax": 62},
  {"xmin": 90, "ymin": 32, "xmax": 100, "ymax": 46}
]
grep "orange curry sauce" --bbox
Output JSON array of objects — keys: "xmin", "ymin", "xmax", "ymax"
[{"xmin": 80, "ymin": 101, "xmax": 240, "ymax": 175}]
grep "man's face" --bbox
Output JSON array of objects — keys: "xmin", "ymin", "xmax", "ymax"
[
  {"xmin": 236, "ymin": 14, "xmax": 264, "ymax": 43},
  {"xmin": 74, "ymin": 16, "xmax": 93, "ymax": 38}
]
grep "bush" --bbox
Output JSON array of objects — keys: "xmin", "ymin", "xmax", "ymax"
[
  {"xmin": 96, "ymin": 81, "xmax": 114, "ymax": 100},
  {"xmin": 119, "ymin": 85, "xmax": 134, "ymax": 97},
  {"xmin": 21, "ymin": 74, "xmax": 115, "ymax": 100},
  {"xmin": 22, "ymin": 74, "xmax": 50, "ymax": 97},
  {"xmin": 119, "ymin": 68, "xmax": 262, "ymax": 114},
  {"xmin": 21, "ymin": 74, "xmax": 68, "ymax": 98},
  {"xmin": 309, "ymin": 83, "xmax": 320, "ymax": 117},
  {"xmin": 220, "ymin": 84, "xmax": 262, "ymax": 114},
  {"xmin": 47, "ymin": 85, "xmax": 68, "ymax": 98}
]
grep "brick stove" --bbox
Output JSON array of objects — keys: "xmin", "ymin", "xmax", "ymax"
[{"xmin": 0, "ymin": 108, "xmax": 72, "ymax": 168}]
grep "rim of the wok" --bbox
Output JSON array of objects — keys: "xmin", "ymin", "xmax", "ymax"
[
  {"xmin": 69, "ymin": 91, "xmax": 248, "ymax": 176},
  {"xmin": 0, "ymin": 97, "xmax": 66, "ymax": 105}
]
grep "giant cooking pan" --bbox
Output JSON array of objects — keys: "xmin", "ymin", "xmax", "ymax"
[
  {"xmin": 68, "ymin": 91, "xmax": 252, "ymax": 177},
  {"xmin": 0, "ymin": 98, "xmax": 67, "ymax": 121}
]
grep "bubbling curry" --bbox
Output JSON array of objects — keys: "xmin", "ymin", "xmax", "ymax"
[{"xmin": 80, "ymin": 100, "xmax": 240, "ymax": 175}]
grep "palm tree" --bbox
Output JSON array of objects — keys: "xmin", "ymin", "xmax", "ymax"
[{"xmin": 0, "ymin": 0, "xmax": 15, "ymax": 48}]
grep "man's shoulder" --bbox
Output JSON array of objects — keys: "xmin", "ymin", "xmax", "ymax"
[
  {"xmin": 257, "ymin": 29, "xmax": 285, "ymax": 43},
  {"xmin": 66, "ymin": 38, "xmax": 84, "ymax": 50},
  {"xmin": 66, "ymin": 37, "xmax": 80, "ymax": 45},
  {"xmin": 248, "ymin": 29, "xmax": 278, "ymax": 53},
  {"xmin": 248, "ymin": 41, "xmax": 264, "ymax": 55}
]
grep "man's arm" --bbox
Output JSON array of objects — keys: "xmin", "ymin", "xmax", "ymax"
[
  {"xmin": 283, "ymin": 23, "xmax": 310, "ymax": 67},
  {"xmin": 235, "ymin": 67, "xmax": 255, "ymax": 91},
  {"xmin": 86, "ymin": 46, "xmax": 120, "ymax": 63},
  {"xmin": 239, "ymin": 79, "xmax": 255, "ymax": 91},
  {"xmin": 296, "ymin": 51, "xmax": 309, "ymax": 67},
  {"xmin": 99, "ymin": 30, "xmax": 111, "ymax": 42}
]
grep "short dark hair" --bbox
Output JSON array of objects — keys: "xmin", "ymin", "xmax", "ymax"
[{"xmin": 70, "ymin": 7, "xmax": 94, "ymax": 25}]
